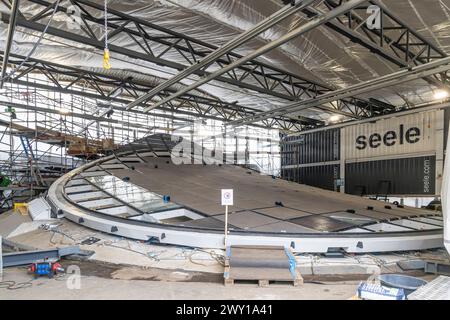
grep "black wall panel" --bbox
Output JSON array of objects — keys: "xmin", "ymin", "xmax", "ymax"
[
  {"xmin": 281, "ymin": 129, "xmax": 340, "ymax": 166},
  {"xmin": 298, "ymin": 165, "xmax": 340, "ymax": 191},
  {"xmin": 282, "ymin": 165, "xmax": 340, "ymax": 191},
  {"xmin": 346, "ymin": 156, "xmax": 436, "ymax": 196}
]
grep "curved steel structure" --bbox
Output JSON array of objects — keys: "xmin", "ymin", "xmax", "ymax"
[{"xmin": 47, "ymin": 136, "xmax": 444, "ymax": 253}]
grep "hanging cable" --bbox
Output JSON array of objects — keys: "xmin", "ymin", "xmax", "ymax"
[{"xmin": 103, "ymin": 0, "xmax": 111, "ymax": 70}]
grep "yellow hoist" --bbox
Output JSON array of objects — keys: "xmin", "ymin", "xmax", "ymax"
[{"xmin": 103, "ymin": 0, "xmax": 111, "ymax": 70}]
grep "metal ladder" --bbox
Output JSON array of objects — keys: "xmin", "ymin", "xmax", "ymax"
[{"xmin": 19, "ymin": 136, "xmax": 46, "ymax": 187}]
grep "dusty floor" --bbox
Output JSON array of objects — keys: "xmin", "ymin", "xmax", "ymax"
[
  {"xmin": 1, "ymin": 257, "xmax": 440, "ymax": 300},
  {"xmin": 0, "ymin": 267, "xmax": 361, "ymax": 300},
  {"xmin": 0, "ymin": 213, "xmax": 447, "ymax": 300}
]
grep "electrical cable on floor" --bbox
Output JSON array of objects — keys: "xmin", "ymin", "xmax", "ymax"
[
  {"xmin": 102, "ymin": 240, "xmax": 160, "ymax": 260},
  {"xmin": 100, "ymin": 240, "xmax": 226, "ymax": 266},
  {"xmin": 184, "ymin": 247, "xmax": 226, "ymax": 266},
  {"xmin": 42, "ymin": 224, "xmax": 226, "ymax": 266},
  {"xmin": 188, "ymin": 251, "xmax": 210, "ymax": 266},
  {"xmin": 40, "ymin": 223, "xmax": 102, "ymax": 246},
  {"xmin": 0, "ymin": 280, "xmax": 33, "ymax": 290}
]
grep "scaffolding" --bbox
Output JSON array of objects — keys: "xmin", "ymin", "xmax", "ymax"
[{"xmin": 0, "ymin": 75, "xmax": 186, "ymax": 211}]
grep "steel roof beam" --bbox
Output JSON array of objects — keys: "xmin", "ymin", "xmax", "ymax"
[
  {"xmin": 142, "ymin": 0, "xmax": 368, "ymax": 114},
  {"xmin": 284, "ymin": 100, "xmax": 450, "ymax": 137},
  {"xmin": 7, "ymin": 0, "xmax": 380, "ymax": 119},
  {"xmin": 230, "ymin": 56, "xmax": 450, "ymax": 126},
  {"xmin": 0, "ymin": 0, "xmax": 20, "ymax": 89},
  {"xmin": 2, "ymin": 52, "xmax": 320, "ymax": 131},
  {"xmin": 14, "ymin": 0, "xmax": 329, "ymax": 101},
  {"xmin": 7, "ymin": 69, "xmax": 311, "ymax": 132},
  {"xmin": 301, "ymin": 0, "xmax": 448, "ymax": 86},
  {"xmin": 1, "ymin": 0, "xmax": 409, "ymax": 129},
  {"xmin": 126, "ymin": 0, "xmax": 317, "ymax": 110}
]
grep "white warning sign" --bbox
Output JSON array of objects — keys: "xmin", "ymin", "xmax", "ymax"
[{"xmin": 221, "ymin": 189, "xmax": 234, "ymax": 206}]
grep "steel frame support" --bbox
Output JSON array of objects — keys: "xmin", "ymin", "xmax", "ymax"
[
  {"xmin": 3, "ymin": 0, "xmax": 329, "ymax": 101},
  {"xmin": 149, "ymin": 0, "xmax": 450, "ymax": 115},
  {"xmin": 0, "ymin": 0, "xmax": 20, "ymax": 88},
  {"xmin": 283, "ymin": 100, "xmax": 450, "ymax": 137},
  {"xmin": 126, "ymin": 0, "xmax": 317, "ymax": 110},
  {"xmin": 2, "ymin": 0, "xmax": 386, "ymax": 119},
  {"xmin": 231, "ymin": 56, "xmax": 450, "ymax": 126},
  {"xmin": 1, "ymin": 0, "xmax": 437, "ymax": 129},
  {"xmin": 143, "ymin": 0, "xmax": 369, "ymax": 114},
  {"xmin": 0, "ymin": 100, "xmax": 116, "ymax": 124},
  {"xmin": 301, "ymin": 0, "xmax": 448, "ymax": 85}
]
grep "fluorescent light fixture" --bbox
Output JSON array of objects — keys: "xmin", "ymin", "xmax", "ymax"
[
  {"xmin": 434, "ymin": 90, "xmax": 449, "ymax": 100},
  {"xmin": 329, "ymin": 115, "xmax": 341, "ymax": 123}
]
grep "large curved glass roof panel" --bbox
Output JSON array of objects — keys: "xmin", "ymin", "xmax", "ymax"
[{"xmin": 86, "ymin": 175, "xmax": 181, "ymax": 213}]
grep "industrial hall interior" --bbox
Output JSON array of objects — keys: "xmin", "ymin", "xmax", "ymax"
[{"xmin": 1, "ymin": 0, "xmax": 450, "ymax": 302}]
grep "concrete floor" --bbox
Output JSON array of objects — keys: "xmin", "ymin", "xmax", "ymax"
[
  {"xmin": 1, "ymin": 212, "xmax": 446, "ymax": 300},
  {"xmin": 0, "ymin": 268, "xmax": 359, "ymax": 300}
]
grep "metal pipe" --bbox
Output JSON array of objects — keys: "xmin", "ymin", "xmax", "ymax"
[
  {"xmin": 0, "ymin": 100, "xmax": 116, "ymax": 121},
  {"xmin": 230, "ymin": 56, "xmax": 450, "ymax": 126},
  {"xmin": 143, "ymin": 0, "xmax": 369, "ymax": 113},
  {"xmin": 126, "ymin": 0, "xmax": 316, "ymax": 110},
  {"xmin": 0, "ymin": 0, "xmax": 20, "ymax": 89}
]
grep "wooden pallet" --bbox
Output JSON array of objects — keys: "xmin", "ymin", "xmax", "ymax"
[{"xmin": 224, "ymin": 266, "xmax": 303, "ymax": 287}]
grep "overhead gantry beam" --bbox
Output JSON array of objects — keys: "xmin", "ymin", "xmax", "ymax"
[
  {"xmin": 125, "ymin": 0, "xmax": 317, "ymax": 110},
  {"xmin": 230, "ymin": 56, "xmax": 450, "ymax": 127},
  {"xmin": 301, "ymin": 0, "xmax": 448, "ymax": 86},
  {"xmin": 2, "ymin": 0, "xmax": 384, "ymax": 120},
  {"xmin": 142, "ymin": 0, "xmax": 449, "ymax": 115},
  {"xmin": 3, "ymin": 0, "xmax": 428, "ymax": 131},
  {"xmin": 1, "ymin": 52, "xmax": 320, "ymax": 132},
  {"xmin": 142, "ymin": 0, "xmax": 369, "ymax": 115},
  {"xmin": 10, "ymin": 0, "xmax": 330, "ymax": 101}
]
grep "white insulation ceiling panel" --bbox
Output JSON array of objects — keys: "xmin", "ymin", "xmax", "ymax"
[{"xmin": 0, "ymin": 0, "xmax": 449, "ymax": 121}]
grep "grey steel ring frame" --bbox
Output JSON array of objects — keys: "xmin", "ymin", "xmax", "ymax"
[{"xmin": 47, "ymin": 149, "xmax": 444, "ymax": 254}]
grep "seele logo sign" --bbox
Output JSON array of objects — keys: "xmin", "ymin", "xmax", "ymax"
[
  {"xmin": 355, "ymin": 124, "xmax": 421, "ymax": 150},
  {"xmin": 344, "ymin": 110, "xmax": 440, "ymax": 160}
]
